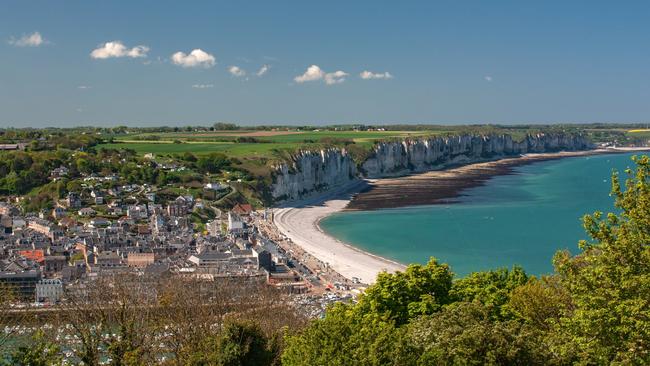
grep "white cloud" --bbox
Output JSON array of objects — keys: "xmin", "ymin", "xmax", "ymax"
[
  {"xmin": 324, "ymin": 70, "xmax": 348, "ymax": 85},
  {"xmin": 9, "ymin": 31, "xmax": 46, "ymax": 47},
  {"xmin": 294, "ymin": 65, "xmax": 348, "ymax": 85},
  {"xmin": 77, "ymin": 85, "xmax": 91, "ymax": 90},
  {"xmin": 90, "ymin": 41, "xmax": 149, "ymax": 59},
  {"xmin": 294, "ymin": 65, "xmax": 324, "ymax": 83},
  {"xmin": 171, "ymin": 49, "xmax": 216, "ymax": 68},
  {"xmin": 192, "ymin": 84, "xmax": 214, "ymax": 89},
  {"xmin": 360, "ymin": 70, "xmax": 393, "ymax": 80},
  {"xmin": 484, "ymin": 75, "xmax": 493, "ymax": 82},
  {"xmin": 228, "ymin": 66, "xmax": 246, "ymax": 77},
  {"xmin": 256, "ymin": 64, "xmax": 270, "ymax": 77}
]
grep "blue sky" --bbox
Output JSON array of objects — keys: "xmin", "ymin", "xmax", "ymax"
[{"xmin": 2, "ymin": 0, "xmax": 650, "ymax": 127}]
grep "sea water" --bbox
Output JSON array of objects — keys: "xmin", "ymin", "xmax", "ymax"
[{"xmin": 320, "ymin": 152, "xmax": 642, "ymax": 276}]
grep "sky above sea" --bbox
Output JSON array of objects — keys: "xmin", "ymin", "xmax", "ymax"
[{"xmin": 2, "ymin": 1, "xmax": 650, "ymax": 127}]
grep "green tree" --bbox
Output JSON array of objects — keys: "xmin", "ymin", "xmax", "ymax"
[
  {"xmin": 507, "ymin": 276, "xmax": 571, "ymax": 331},
  {"xmin": 282, "ymin": 304, "xmax": 414, "ymax": 366},
  {"xmin": 2, "ymin": 331, "xmax": 62, "ymax": 366},
  {"xmin": 213, "ymin": 322, "xmax": 274, "ymax": 366},
  {"xmin": 75, "ymin": 158, "xmax": 92, "ymax": 175},
  {"xmin": 66, "ymin": 179, "xmax": 82, "ymax": 193},
  {"xmin": 553, "ymin": 155, "xmax": 650, "ymax": 364},
  {"xmin": 449, "ymin": 266, "xmax": 529, "ymax": 319},
  {"xmin": 213, "ymin": 122, "xmax": 239, "ymax": 131},
  {"xmin": 197, "ymin": 153, "xmax": 231, "ymax": 174},
  {"xmin": 1, "ymin": 171, "xmax": 23, "ymax": 194},
  {"xmin": 356, "ymin": 258, "xmax": 453, "ymax": 325},
  {"xmin": 407, "ymin": 302, "xmax": 551, "ymax": 366},
  {"xmin": 182, "ymin": 152, "xmax": 197, "ymax": 162},
  {"xmin": 0, "ymin": 284, "xmax": 19, "ymax": 352}
]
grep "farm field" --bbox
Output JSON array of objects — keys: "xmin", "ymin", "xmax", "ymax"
[
  {"xmin": 112, "ymin": 129, "xmax": 431, "ymax": 143},
  {"xmin": 627, "ymin": 129, "xmax": 650, "ymax": 138},
  {"xmin": 97, "ymin": 141, "xmax": 303, "ymax": 157},
  {"xmin": 99, "ymin": 130, "xmax": 436, "ymax": 157}
]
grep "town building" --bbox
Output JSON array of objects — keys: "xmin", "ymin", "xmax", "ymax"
[
  {"xmin": 127, "ymin": 252, "xmax": 155, "ymax": 268},
  {"xmin": 52, "ymin": 207, "xmax": 66, "ymax": 219},
  {"xmin": 232, "ymin": 203, "xmax": 253, "ymax": 216},
  {"xmin": 66, "ymin": 192, "xmax": 82, "ymax": 209},
  {"xmin": 0, "ymin": 143, "xmax": 26, "ymax": 151},
  {"xmin": 207, "ymin": 220, "xmax": 221, "ymax": 237},
  {"xmin": 78, "ymin": 208, "xmax": 96, "ymax": 217},
  {"xmin": 227, "ymin": 212, "xmax": 244, "ymax": 233},
  {"xmin": 35, "ymin": 278, "xmax": 63, "ymax": 303},
  {"xmin": 44, "ymin": 255, "xmax": 67, "ymax": 274},
  {"xmin": 0, "ymin": 202, "xmax": 19, "ymax": 216},
  {"xmin": 90, "ymin": 190, "xmax": 104, "ymax": 205},
  {"xmin": 50, "ymin": 166, "xmax": 69, "ymax": 179},
  {"xmin": 0, "ymin": 270, "xmax": 41, "ymax": 300},
  {"xmin": 27, "ymin": 218, "xmax": 65, "ymax": 241},
  {"xmin": 127, "ymin": 205, "xmax": 148, "ymax": 220}
]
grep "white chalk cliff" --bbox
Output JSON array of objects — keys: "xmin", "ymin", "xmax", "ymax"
[{"xmin": 271, "ymin": 133, "xmax": 592, "ymax": 201}]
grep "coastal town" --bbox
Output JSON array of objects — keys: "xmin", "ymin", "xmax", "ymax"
[
  {"xmin": 2, "ymin": 129, "xmax": 648, "ymax": 312},
  {"xmin": 3, "ymin": 1, "xmax": 650, "ymax": 362},
  {"xmin": 0, "ymin": 166, "xmax": 363, "ymax": 315}
]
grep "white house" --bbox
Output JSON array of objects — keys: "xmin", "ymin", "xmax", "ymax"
[
  {"xmin": 78, "ymin": 208, "xmax": 96, "ymax": 217},
  {"xmin": 35, "ymin": 279, "xmax": 63, "ymax": 303},
  {"xmin": 227, "ymin": 212, "xmax": 244, "ymax": 233}
]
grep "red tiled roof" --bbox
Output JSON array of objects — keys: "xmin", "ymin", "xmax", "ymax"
[
  {"xmin": 232, "ymin": 203, "xmax": 253, "ymax": 215},
  {"xmin": 18, "ymin": 249, "xmax": 45, "ymax": 263}
]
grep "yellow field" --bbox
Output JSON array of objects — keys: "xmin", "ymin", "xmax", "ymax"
[{"xmin": 628, "ymin": 129, "xmax": 650, "ymax": 133}]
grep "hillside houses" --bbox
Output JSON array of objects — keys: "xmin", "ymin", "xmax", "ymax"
[{"xmin": 1, "ymin": 167, "xmax": 322, "ymax": 304}]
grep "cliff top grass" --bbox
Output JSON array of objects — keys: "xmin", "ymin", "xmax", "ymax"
[
  {"xmin": 98, "ymin": 130, "xmax": 433, "ymax": 177},
  {"xmin": 96, "ymin": 125, "xmax": 591, "ymax": 179}
]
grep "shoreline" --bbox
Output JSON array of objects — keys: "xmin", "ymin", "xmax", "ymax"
[
  {"xmin": 272, "ymin": 147, "xmax": 650, "ymax": 284},
  {"xmin": 273, "ymin": 180, "xmax": 406, "ymax": 285}
]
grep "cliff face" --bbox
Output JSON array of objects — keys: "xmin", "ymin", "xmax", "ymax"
[
  {"xmin": 271, "ymin": 149, "xmax": 357, "ymax": 201},
  {"xmin": 271, "ymin": 133, "xmax": 592, "ymax": 201},
  {"xmin": 361, "ymin": 133, "xmax": 592, "ymax": 177}
]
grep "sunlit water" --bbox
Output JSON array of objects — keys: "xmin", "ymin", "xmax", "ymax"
[{"xmin": 321, "ymin": 153, "xmax": 642, "ymax": 276}]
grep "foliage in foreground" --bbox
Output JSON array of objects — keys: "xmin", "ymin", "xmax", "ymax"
[
  {"xmin": 1, "ymin": 276, "xmax": 305, "ymax": 366},
  {"xmin": 283, "ymin": 156, "xmax": 650, "ymax": 365}
]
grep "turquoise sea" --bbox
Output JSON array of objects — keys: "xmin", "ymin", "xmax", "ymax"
[{"xmin": 321, "ymin": 152, "xmax": 643, "ymax": 277}]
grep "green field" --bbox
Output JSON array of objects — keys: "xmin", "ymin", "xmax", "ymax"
[
  {"xmin": 98, "ymin": 141, "xmax": 304, "ymax": 157},
  {"xmin": 114, "ymin": 130, "xmax": 430, "ymax": 142},
  {"xmin": 100, "ymin": 130, "xmax": 434, "ymax": 157},
  {"xmin": 98, "ymin": 127, "xmax": 566, "ymax": 167},
  {"xmin": 626, "ymin": 129, "xmax": 650, "ymax": 139}
]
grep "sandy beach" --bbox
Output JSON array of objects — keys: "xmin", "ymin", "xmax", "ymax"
[
  {"xmin": 273, "ymin": 147, "xmax": 650, "ymax": 284},
  {"xmin": 273, "ymin": 181, "xmax": 406, "ymax": 284}
]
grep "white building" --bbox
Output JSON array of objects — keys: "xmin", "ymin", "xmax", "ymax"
[
  {"xmin": 227, "ymin": 212, "xmax": 244, "ymax": 233},
  {"xmin": 205, "ymin": 182, "xmax": 226, "ymax": 191},
  {"xmin": 127, "ymin": 205, "xmax": 148, "ymax": 219},
  {"xmin": 78, "ymin": 208, "xmax": 96, "ymax": 217},
  {"xmin": 207, "ymin": 220, "xmax": 221, "ymax": 237},
  {"xmin": 35, "ymin": 279, "xmax": 63, "ymax": 303}
]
